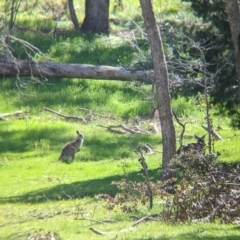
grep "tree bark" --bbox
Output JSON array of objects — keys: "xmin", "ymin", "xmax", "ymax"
[
  {"xmin": 225, "ymin": 0, "xmax": 240, "ymax": 103},
  {"xmin": 81, "ymin": 0, "xmax": 109, "ymax": 35},
  {"xmin": 0, "ymin": 59, "xmax": 154, "ymax": 83},
  {"xmin": 139, "ymin": 0, "xmax": 176, "ymax": 181},
  {"xmin": 68, "ymin": 0, "xmax": 80, "ymax": 30}
]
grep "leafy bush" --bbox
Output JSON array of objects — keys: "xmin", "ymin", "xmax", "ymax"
[{"xmin": 229, "ymin": 106, "xmax": 240, "ymax": 129}]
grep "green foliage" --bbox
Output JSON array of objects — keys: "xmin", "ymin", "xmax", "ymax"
[
  {"xmin": 181, "ymin": 0, "xmax": 238, "ymax": 124},
  {"xmin": 228, "ymin": 105, "xmax": 240, "ymax": 129},
  {"xmin": 172, "ymin": 96, "xmax": 198, "ymax": 117}
]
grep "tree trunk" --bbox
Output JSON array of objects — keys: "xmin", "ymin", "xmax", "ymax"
[
  {"xmin": 4, "ymin": 0, "xmax": 21, "ymax": 44},
  {"xmin": 0, "ymin": 59, "xmax": 154, "ymax": 83},
  {"xmin": 68, "ymin": 0, "xmax": 80, "ymax": 30},
  {"xmin": 225, "ymin": 0, "xmax": 240, "ymax": 103},
  {"xmin": 81, "ymin": 0, "xmax": 109, "ymax": 35},
  {"xmin": 139, "ymin": 0, "xmax": 176, "ymax": 181}
]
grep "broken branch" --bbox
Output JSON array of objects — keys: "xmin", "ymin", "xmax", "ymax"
[
  {"xmin": 0, "ymin": 110, "xmax": 26, "ymax": 120},
  {"xmin": 97, "ymin": 124, "xmax": 150, "ymax": 134},
  {"xmin": 201, "ymin": 124, "xmax": 222, "ymax": 140},
  {"xmin": 44, "ymin": 107, "xmax": 87, "ymax": 123}
]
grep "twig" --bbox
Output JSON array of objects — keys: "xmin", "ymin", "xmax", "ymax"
[{"xmin": 44, "ymin": 107, "xmax": 87, "ymax": 124}]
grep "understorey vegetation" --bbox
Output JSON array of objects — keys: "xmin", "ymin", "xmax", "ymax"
[{"xmin": 102, "ymin": 151, "xmax": 240, "ymax": 224}]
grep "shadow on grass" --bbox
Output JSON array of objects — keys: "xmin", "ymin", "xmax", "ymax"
[
  {"xmin": 0, "ymin": 124, "xmax": 70, "ymax": 154},
  {"xmin": 0, "ymin": 168, "xmax": 160, "ymax": 204},
  {"xmin": 0, "ymin": 119, "xmax": 161, "ymax": 161},
  {"xmin": 82, "ymin": 133, "xmax": 161, "ymax": 161},
  {"xmin": 14, "ymin": 29, "xmax": 141, "ymax": 65},
  {"xmin": 2, "ymin": 77, "xmax": 151, "ymax": 118},
  {"xmin": 163, "ymin": 231, "xmax": 240, "ymax": 240}
]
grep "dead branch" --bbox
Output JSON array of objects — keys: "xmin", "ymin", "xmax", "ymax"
[
  {"xmin": 137, "ymin": 146, "xmax": 153, "ymax": 209},
  {"xmin": 0, "ymin": 59, "xmax": 154, "ymax": 83},
  {"xmin": 79, "ymin": 107, "xmax": 117, "ymax": 120},
  {"xmin": 120, "ymin": 124, "xmax": 149, "ymax": 134},
  {"xmin": 97, "ymin": 124, "xmax": 126, "ymax": 134},
  {"xmin": 76, "ymin": 217, "xmax": 116, "ymax": 224},
  {"xmin": 173, "ymin": 110, "xmax": 187, "ymax": 147},
  {"xmin": 223, "ymin": 209, "xmax": 240, "ymax": 217},
  {"xmin": 193, "ymin": 206, "xmax": 221, "ymax": 223},
  {"xmin": 201, "ymin": 124, "xmax": 222, "ymax": 140},
  {"xmin": 97, "ymin": 124, "xmax": 150, "ymax": 134},
  {"xmin": 44, "ymin": 107, "xmax": 87, "ymax": 123},
  {"xmin": 89, "ymin": 215, "xmax": 159, "ymax": 236},
  {"xmin": 130, "ymin": 216, "xmax": 159, "ymax": 228},
  {"xmin": 0, "ymin": 110, "xmax": 26, "ymax": 120},
  {"xmin": 89, "ymin": 227, "xmax": 106, "ymax": 235},
  {"xmin": 138, "ymin": 143, "xmax": 155, "ymax": 154}
]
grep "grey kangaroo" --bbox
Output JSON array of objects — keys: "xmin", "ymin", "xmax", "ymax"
[
  {"xmin": 58, "ymin": 131, "xmax": 84, "ymax": 163},
  {"xmin": 177, "ymin": 135, "xmax": 206, "ymax": 155}
]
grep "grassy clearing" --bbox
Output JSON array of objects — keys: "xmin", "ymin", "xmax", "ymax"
[
  {"xmin": 1, "ymin": 86, "xmax": 240, "ymax": 239},
  {"xmin": 1, "ymin": 200, "xmax": 240, "ymax": 240},
  {"xmin": 1, "ymin": 0, "xmax": 240, "ymax": 239}
]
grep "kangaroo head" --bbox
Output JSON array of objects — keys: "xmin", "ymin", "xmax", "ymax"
[
  {"xmin": 76, "ymin": 131, "xmax": 84, "ymax": 140},
  {"xmin": 194, "ymin": 135, "xmax": 205, "ymax": 145}
]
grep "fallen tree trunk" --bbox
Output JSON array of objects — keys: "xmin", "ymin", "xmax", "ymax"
[{"xmin": 0, "ymin": 59, "xmax": 154, "ymax": 83}]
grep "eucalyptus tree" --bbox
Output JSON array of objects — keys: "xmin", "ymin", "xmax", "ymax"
[
  {"xmin": 225, "ymin": 0, "xmax": 240, "ymax": 103},
  {"xmin": 81, "ymin": 0, "xmax": 109, "ymax": 35},
  {"xmin": 68, "ymin": 0, "xmax": 80, "ymax": 31},
  {"xmin": 140, "ymin": 0, "xmax": 176, "ymax": 181}
]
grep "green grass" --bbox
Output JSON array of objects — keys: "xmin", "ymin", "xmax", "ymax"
[
  {"xmin": 1, "ymin": 88, "xmax": 240, "ymax": 239},
  {"xmin": 1, "ymin": 0, "xmax": 240, "ymax": 239},
  {"xmin": 0, "ymin": 78, "xmax": 152, "ymax": 118},
  {"xmin": 1, "ymin": 200, "xmax": 240, "ymax": 240}
]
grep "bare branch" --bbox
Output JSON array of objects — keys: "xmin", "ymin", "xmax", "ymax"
[
  {"xmin": 79, "ymin": 107, "xmax": 117, "ymax": 120},
  {"xmin": 130, "ymin": 216, "xmax": 159, "ymax": 228},
  {"xmin": 43, "ymin": 107, "xmax": 87, "ymax": 124},
  {"xmin": 89, "ymin": 227, "xmax": 106, "ymax": 235},
  {"xmin": 201, "ymin": 125, "xmax": 222, "ymax": 140},
  {"xmin": 0, "ymin": 110, "xmax": 26, "ymax": 120},
  {"xmin": 97, "ymin": 124, "xmax": 150, "ymax": 134}
]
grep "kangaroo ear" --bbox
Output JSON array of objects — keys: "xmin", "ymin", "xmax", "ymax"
[{"xmin": 195, "ymin": 135, "xmax": 206, "ymax": 139}]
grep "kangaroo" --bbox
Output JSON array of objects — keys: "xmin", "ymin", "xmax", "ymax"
[
  {"xmin": 58, "ymin": 131, "xmax": 84, "ymax": 163},
  {"xmin": 177, "ymin": 135, "xmax": 206, "ymax": 155}
]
